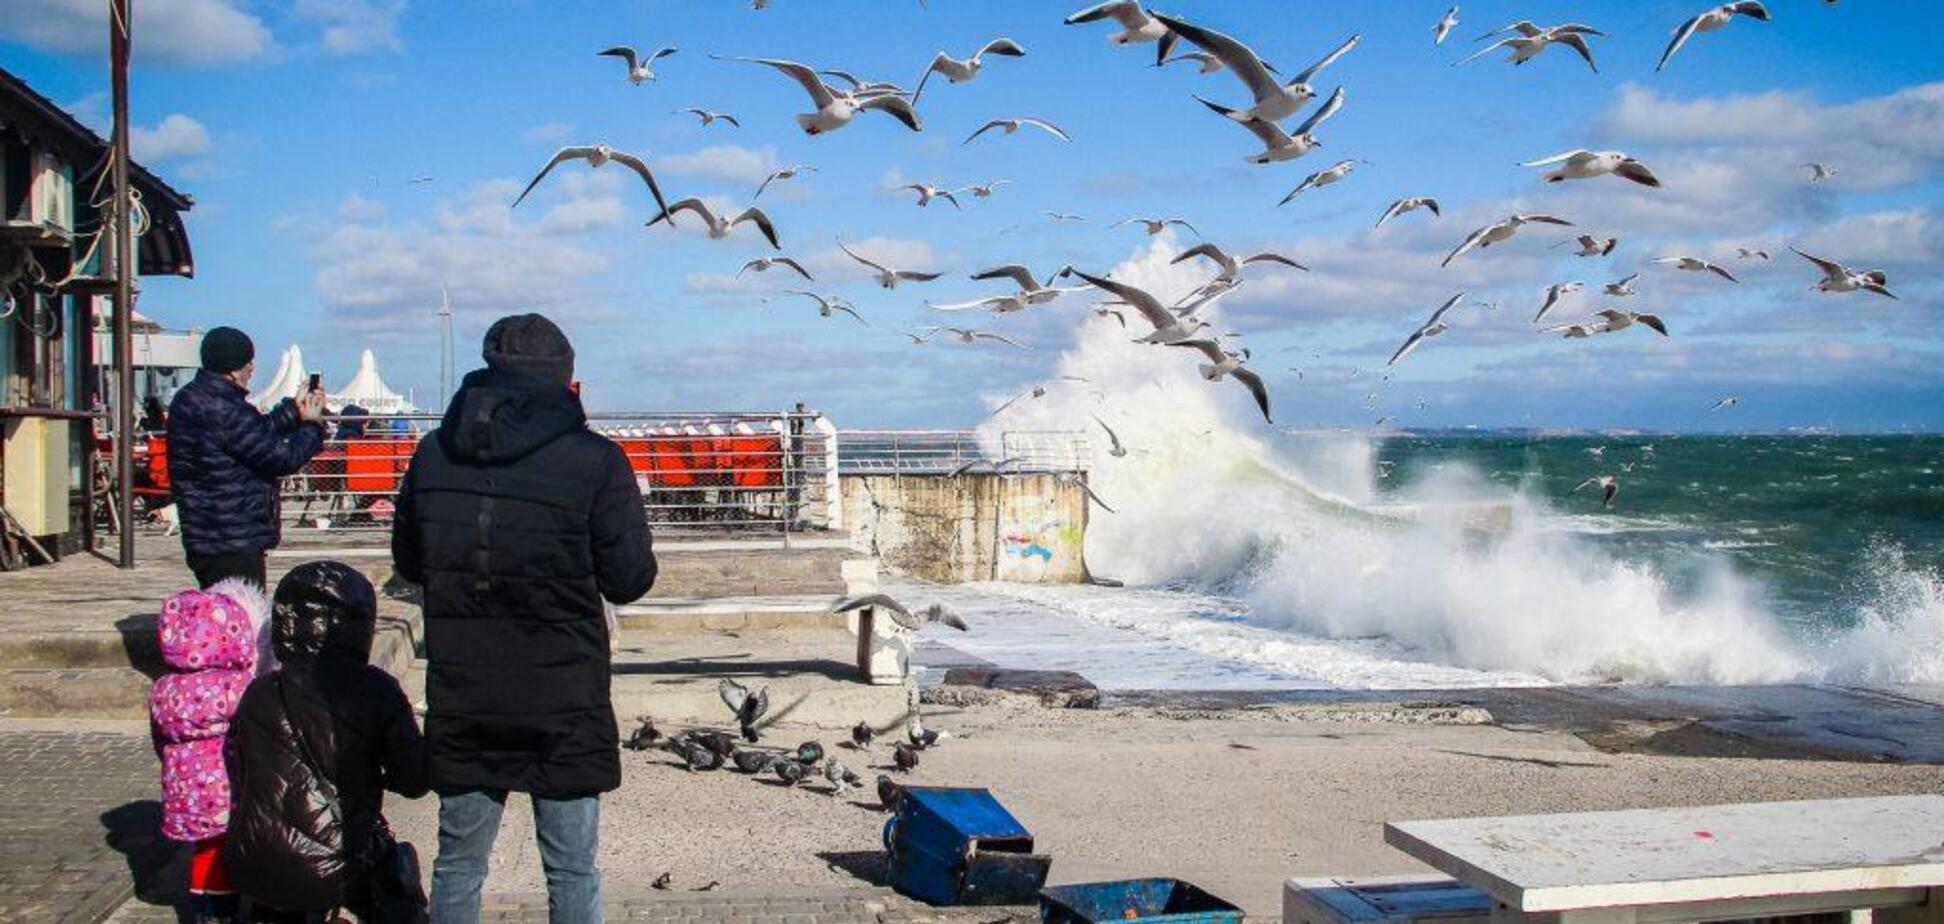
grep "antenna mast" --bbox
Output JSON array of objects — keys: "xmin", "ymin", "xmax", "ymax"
[{"xmin": 437, "ymin": 281, "xmax": 454, "ymax": 409}]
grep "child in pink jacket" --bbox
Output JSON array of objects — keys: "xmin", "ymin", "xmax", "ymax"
[{"xmin": 149, "ymin": 578, "xmax": 272, "ymax": 924}]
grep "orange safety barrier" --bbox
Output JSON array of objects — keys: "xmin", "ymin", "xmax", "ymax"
[{"xmin": 345, "ymin": 439, "xmax": 414, "ymax": 494}]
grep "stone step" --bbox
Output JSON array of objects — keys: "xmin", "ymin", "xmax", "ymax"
[
  {"xmin": 645, "ymin": 546, "xmax": 857, "ymax": 598},
  {"xmin": 0, "ymin": 667, "xmax": 152, "ymax": 718},
  {"xmin": 614, "ymin": 595, "xmax": 849, "ymax": 632}
]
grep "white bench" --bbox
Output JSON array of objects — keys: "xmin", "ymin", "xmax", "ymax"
[
  {"xmin": 1287, "ymin": 874, "xmax": 1495, "ymax": 924},
  {"xmin": 1383, "ymin": 796, "xmax": 1944, "ymax": 924}
]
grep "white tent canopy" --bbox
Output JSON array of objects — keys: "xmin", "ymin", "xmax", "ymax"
[
  {"xmin": 330, "ymin": 349, "xmax": 415, "ymax": 414},
  {"xmin": 249, "ymin": 344, "xmax": 306, "ymax": 410}
]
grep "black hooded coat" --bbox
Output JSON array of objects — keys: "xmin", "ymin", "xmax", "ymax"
[
  {"xmin": 223, "ymin": 561, "xmax": 428, "ymax": 913},
  {"xmin": 391, "ymin": 368, "xmax": 655, "ymax": 798}
]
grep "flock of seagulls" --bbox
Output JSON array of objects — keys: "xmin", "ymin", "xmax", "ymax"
[{"xmin": 500, "ymin": 2, "xmax": 1899, "ymax": 510}]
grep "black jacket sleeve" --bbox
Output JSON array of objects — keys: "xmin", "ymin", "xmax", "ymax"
[
  {"xmin": 590, "ymin": 442, "xmax": 655, "ymax": 606},
  {"xmin": 267, "ymin": 397, "xmax": 301, "ymax": 432},
  {"xmin": 390, "ymin": 452, "xmax": 423, "ymax": 585},
  {"xmin": 367, "ymin": 670, "xmax": 429, "ymax": 799},
  {"xmin": 221, "ymin": 396, "xmax": 324, "ymax": 479}
]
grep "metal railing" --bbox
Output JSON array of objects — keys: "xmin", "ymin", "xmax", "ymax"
[
  {"xmin": 265, "ymin": 410, "xmax": 837, "ymax": 534},
  {"xmin": 836, "ymin": 429, "xmax": 1091, "ymax": 475}
]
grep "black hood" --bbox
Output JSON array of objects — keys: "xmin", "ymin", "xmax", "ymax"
[
  {"xmin": 438, "ymin": 367, "xmax": 587, "ymax": 465},
  {"xmin": 272, "ymin": 560, "xmax": 378, "ymax": 665}
]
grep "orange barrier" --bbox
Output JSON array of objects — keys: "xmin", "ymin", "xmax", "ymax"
[{"xmin": 345, "ymin": 439, "xmax": 414, "ymax": 494}]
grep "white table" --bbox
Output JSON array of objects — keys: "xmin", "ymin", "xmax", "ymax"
[{"xmin": 1385, "ymin": 796, "xmax": 1944, "ymax": 924}]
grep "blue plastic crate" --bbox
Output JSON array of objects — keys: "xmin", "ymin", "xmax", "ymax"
[
  {"xmin": 883, "ymin": 787, "xmax": 1050, "ymax": 906},
  {"xmin": 1039, "ymin": 878, "xmax": 1245, "ymax": 924}
]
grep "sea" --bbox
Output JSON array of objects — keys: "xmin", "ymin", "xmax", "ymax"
[{"xmin": 910, "ymin": 432, "xmax": 1944, "ymax": 692}]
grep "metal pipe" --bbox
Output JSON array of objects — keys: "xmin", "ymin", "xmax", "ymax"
[{"xmin": 110, "ymin": 0, "xmax": 135, "ymax": 569}]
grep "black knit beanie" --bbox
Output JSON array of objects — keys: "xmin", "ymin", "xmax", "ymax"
[
  {"xmin": 482, "ymin": 313, "xmax": 574, "ymax": 387},
  {"xmin": 200, "ymin": 326, "xmax": 255, "ymax": 374}
]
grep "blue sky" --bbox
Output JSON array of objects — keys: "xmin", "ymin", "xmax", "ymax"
[{"xmin": 5, "ymin": 0, "xmax": 1940, "ymax": 431}]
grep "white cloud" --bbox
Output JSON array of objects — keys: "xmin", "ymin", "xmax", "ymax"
[
  {"xmin": 292, "ymin": 0, "xmax": 405, "ymax": 54},
  {"xmin": 658, "ymin": 145, "xmax": 782, "ymax": 186},
  {"xmin": 130, "ymin": 114, "xmax": 213, "ymax": 163},
  {"xmin": 0, "ymin": 0, "xmax": 273, "ymax": 66},
  {"xmin": 523, "ymin": 121, "xmax": 574, "ymax": 145}
]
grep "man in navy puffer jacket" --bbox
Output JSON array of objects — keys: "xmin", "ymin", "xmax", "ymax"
[{"xmin": 167, "ymin": 327, "xmax": 327, "ymax": 589}]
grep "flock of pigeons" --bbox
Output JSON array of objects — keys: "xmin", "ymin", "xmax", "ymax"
[
  {"xmin": 622, "ymin": 593, "xmax": 967, "ymax": 806},
  {"xmin": 514, "ymin": 2, "xmax": 1898, "ymax": 497}
]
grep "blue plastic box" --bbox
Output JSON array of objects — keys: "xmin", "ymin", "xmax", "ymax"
[
  {"xmin": 882, "ymin": 787, "xmax": 1051, "ymax": 906},
  {"xmin": 1039, "ymin": 878, "xmax": 1245, "ymax": 924}
]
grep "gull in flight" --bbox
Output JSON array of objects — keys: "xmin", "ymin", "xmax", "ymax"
[
  {"xmin": 839, "ymin": 242, "xmax": 942, "ymax": 289},
  {"xmin": 1736, "ymin": 247, "xmax": 1771, "ymax": 261},
  {"xmin": 1093, "ymin": 417, "xmax": 1128, "ymax": 458},
  {"xmin": 1460, "ymin": 21, "xmax": 1603, "ymax": 72},
  {"xmin": 1094, "ymin": 306, "xmax": 1126, "ymax": 327},
  {"xmin": 754, "ymin": 164, "xmax": 815, "ymax": 199},
  {"xmin": 1172, "ymin": 243, "xmax": 1307, "ymax": 294},
  {"xmin": 513, "ymin": 145, "xmax": 671, "ymax": 215},
  {"xmin": 1389, "ymin": 292, "xmax": 1465, "ymax": 367},
  {"xmin": 647, "ymin": 199, "xmax": 781, "ymax": 249},
  {"xmin": 737, "ymin": 256, "xmax": 813, "ymax": 281},
  {"xmin": 1375, "ymin": 196, "xmax": 1440, "ymax": 228},
  {"xmin": 1658, "ymin": 1, "xmax": 1770, "ymax": 72},
  {"xmin": 1520, "ymin": 149, "xmax": 1661, "ymax": 187},
  {"xmin": 1154, "ymin": 13, "xmax": 1360, "ymax": 124},
  {"xmin": 1280, "ymin": 158, "xmax": 1369, "ymax": 205},
  {"xmin": 1443, "ymin": 213, "xmax": 1573, "ymax": 267},
  {"xmin": 713, "ymin": 56, "xmax": 922, "ymax": 135},
  {"xmin": 911, "ymin": 326, "xmax": 1028, "ymax": 349},
  {"xmin": 912, "ymin": 38, "xmax": 1026, "ymax": 105},
  {"xmin": 1790, "ymin": 247, "xmax": 1897, "ymax": 298},
  {"xmin": 992, "ymin": 377, "xmax": 1091, "ymax": 416},
  {"xmin": 1603, "ymin": 273, "xmax": 1639, "ymax": 297},
  {"xmin": 1170, "ymin": 339, "xmax": 1273, "ymax": 423},
  {"xmin": 1710, "ymin": 395, "xmax": 1740, "ymax": 412},
  {"xmin": 831, "ymin": 595, "xmax": 969, "ymax": 631},
  {"xmin": 816, "ymin": 69, "xmax": 909, "ymax": 97},
  {"xmin": 1200, "ymin": 85, "xmax": 1344, "ymax": 164},
  {"xmin": 897, "ymin": 183, "xmax": 962, "ymax": 209},
  {"xmin": 964, "ymin": 118, "xmax": 1071, "ymax": 144},
  {"xmin": 1574, "ymin": 475, "xmax": 1619, "ymax": 508},
  {"xmin": 1556, "ymin": 234, "xmax": 1618, "ymax": 257},
  {"xmin": 971, "ymin": 264, "xmax": 1089, "ymax": 305},
  {"xmin": 1044, "ymin": 211, "xmax": 1086, "ymax": 223},
  {"xmin": 1532, "ymin": 282, "xmax": 1584, "ymax": 324},
  {"xmin": 958, "ymin": 180, "xmax": 1010, "ymax": 198},
  {"xmin": 1065, "ymin": 1, "xmax": 1178, "ymax": 53},
  {"xmin": 1060, "ymin": 269, "xmax": 1209, "ymax": 345},
  {"xmin": 1543, "ymin": 309, "xmax": 1668, "ymax": 338},
  {"xmin": 600, "ymin": 45, "xmax": 677, "ymax": 84},
  {"xmin": 1112, "ymin": 217, "xmax": 1199, "ymax": 236},
  {"xmin": 676, "ymin": 108, "xmax": 740, "ymax": 128},
  {"xmin": 778, "ymin": 290, "xmax": 867, "ymax": 325},
  {"xmin": 1652, "ymin": 255, "xmax": 1738, "ymax": 282},
  {"xmin": 1803, "ymin": 162, "xmax": 1837, "ymax": 183},
  {"xmin": 1435, "ymin": 6, "xmax": 1460, "ymax": 45},
  {"xmin": 1160, "ymin": 51, "xmax": 1227, "ymax": 74}
]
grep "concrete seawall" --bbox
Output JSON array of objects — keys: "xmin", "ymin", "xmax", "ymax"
[{"xmin": 840, "ymin": 472, "xmax": 1090, "ymax": 583}]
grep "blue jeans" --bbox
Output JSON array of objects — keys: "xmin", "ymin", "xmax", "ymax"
[{"xmin": 430, "ymin": 789, "xmax": 601, "ymax": 924}]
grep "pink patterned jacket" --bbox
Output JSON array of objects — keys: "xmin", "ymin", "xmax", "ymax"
[{"xmin": 148, "ymin": 578, "xmax": 272, "ymax": 843}]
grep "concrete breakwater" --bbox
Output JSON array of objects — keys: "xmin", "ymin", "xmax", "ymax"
[{"xmin": 839, "ymin": 472, "xmax": 1090, "ymax": 584}]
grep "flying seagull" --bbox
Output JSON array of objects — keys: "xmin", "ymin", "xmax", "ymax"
[
  {"xmin": 677, "ymin": 108, "xmax": 740, "ymax": 128},
  {"xmin": 1153, "ymin": 13, "xmax": 1360, "ymax": 124},
  {"xmin": 1658, "ymin": 2, "xmax": 1770, "ymax": 72},
  {"xmin": 1573, "ymin": 475, "xmax": 1619, "ymax": 508},
  {"xmin": 1160, "ymin": 51, "xmax": 1226, "ymax": 74},
  {"xmin": 754, "ymin": 164, "xmax": 816, "ymax": 199},
  {"xmin": 1280, "ymin": 158, "xmax": 1369, "ymax": 205},
  {"xmin": 1531, "ymin": 282, "xmax": 1584, "ymax": 324},
  {"xmin": 647, "ymin": 199, "xmax": 780, "ymax": 249},
  {"xmin": 913, "ymin": 38, "xmax": 1026, "ymax": 105},
  {"xmin": 831, "ymin": 594, "xmax": 970, "ymax": 631},
  {"xmin": 840, "ymin": 241, "xmax": 942, "ymax": 288},
  {"xmin": 1652, "ymin": 255, "xmax": 1738, "ymax": 282},
  {"xmin": 1375, "ymin": 196, "xmax": 1440, "ymax": 228},
  {"xmin": 912, "ymin": 325, "xmax": 1029, "ymax": 348},
  {"xmin": 1112, "ymin": 217, "xmax": 1199, "ymax": 236},
  {"xmin": 1520, "ymin": 149, "xmax": 1661, "ymax": 187},
  {"xmin": 1557, "ymin": 234, "xmax": 1619, "ymax": 257},
  {"xmin": 1443, "ymin": 214, "xmax": 1573, "ymax": 266},
  {"xmin": 1170, "ymin": 339, "xmax": 1273, "ymax": 423},
  {"xmin": 1603, "ymin": 273, "xmax": 1639, "ymax": 297},
  {"xmin": 1065, "ymin": 1, "xmax": 1178, "ymax": 56},
  {"xmin": 1735, "ymin": 247, "xmax": 1770, "ymax": 261},
  {"xmin": 989, "ymin": 376, "xmax": 1091, "ymax": 415},
  {"xmin": 513, "ymin": 145, "xmax": 671, "ymax": 215},
  {"xmin": 898, "ymin": 183, "xmax": 962, "ymax": 209},
  {"xmin": 1199, "ymin": 84, "xmax": 1345, "ymax": 164},
  {"xmin": 737, "ymin": 256, "xmax": 813, "ymax": 281},
  {"xmin": 600, "ymin": 45, "xmax": 677, "ymax": 84},
  {"xmin": 1460, "ymin": 22, "xmax": 1603, "ymax": 72},
  {"xmin": 1094, "ymin": 417, "xmax": 1128, "ymax": 458},
  {"xmin": 1172, "ymin": 242, "xmax": 1307, "ymax": 292},
  {"xmin": 964, "ymin": 117, "xmax": 1071, "ymax": 144},
  {"xmin": 957, "ymin": 180, "xmax": 1010, "ymax": 198},
  {"xmin": 1591, "ymin": 308, "xmax": 1670, "ymax": 336},
  {"xmin": 971, "ymin": 264, "xmax": 1088, "ymax": 305},
  {"xmin": 1790, "ymin": 247, "xmax": 1897, "ymax": 298},
  {"xmin": 1059, "ymin": 269, "xmax": 1209, "ymax": 345},
  {"xmin": 778, "ymin": 290, "xmax": 868, "ymax": 324},
  {"xmin": 1434, "ymin": 6, "xmax": 1460, "ymax": 45},
  {"xmin": 1710, "ymin": 395, "xmax": 1740, "ymax": 411},
  {"xmin": 1390, "ymin": 292, "xmax": 1465, "ymax": 366},
  {"xmin": 712, "ymin": 56, "xmax": 922, "ymax": 135}
]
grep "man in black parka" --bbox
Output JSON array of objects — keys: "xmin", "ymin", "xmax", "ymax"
[{"xmin": 391, "ymin": 314, "xmax": 655, "ymax": 924}]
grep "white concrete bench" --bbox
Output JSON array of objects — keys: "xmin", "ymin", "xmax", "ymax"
[
  {"xmin": 1384, "ymin": 796, "xmax": 1944, "ymax": 924},
  {"xmin": 1286, "ymin": 874, "xmax": 1494, "ymax": 924}
]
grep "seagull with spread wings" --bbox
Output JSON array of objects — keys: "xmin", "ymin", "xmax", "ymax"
[
  {"xmin": 1375, "ymin": 196, "xmax": 1440, "ymax": 228},
  {"xmin": 737, "ymin": 257, "xmax": 814, "ymax": 281},
  {"xmin": 1520, "ymin": 149, "xmax": 1661, "ymax": 187},
  {"xmin": 646, "ymin": 199, "xmax": 780, "ymax": 249},
  {"xmin": 839, "ymin": 241, "xmax": 942, "ymax": 289},
  {"xmin": 1152, "ymin": 13, "xmax": 1360, "ymax": 124},
  {"xmin": 1199, "ymin": 85, "xmax": 1344, "ymax": 164},
  {"xmin": 1790, "ymin": 247, "xmax": 1897, "ymax": 298},
  {"xmin": 713, "ymin": 55, "xmax": 922, "ymax": 135},
  {"xmin": 512, "ymin": 145, "xmax": 671, "ymax": 215},
  {"xmin": 1443, "ymin": 214, "xmax": 1574, "ymax": 267},
  {"xmin": 964, "ymin": 117, "xmax": 1071, "ymax": 144},
  {"xmin": 1658, "ymin": 2, "xmax": 1770, "ymax": 72},
  {"xmin": 600, "ymin": 45, "xmax": 677, "ymax": 83},
  {"xmin": 1390, "ymin": 293, "xmax": 1466, "ymax": 367},
  {"xmin": 912, "ymin": 37, "xmax": 1026, "ymax": 104}
]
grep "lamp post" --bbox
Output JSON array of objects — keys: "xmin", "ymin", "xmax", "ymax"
[{"xmin": 110, "ymin": 0, "xmax": 135, "ymax": 568}]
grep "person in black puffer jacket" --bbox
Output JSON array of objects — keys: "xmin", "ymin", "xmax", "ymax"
[
  {"xmin": 168, "ymin": 327, "xmax": 327, "ymax": 590},
  {"xmin": 391, "ymin": 314, "xmax": 654, "ymax": 924},
  {"xmin": 224, "ymin": 561, "xmax": 428, "ymax": 922}
]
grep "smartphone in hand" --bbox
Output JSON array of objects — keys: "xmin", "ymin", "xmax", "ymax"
[{"xmin": 308, "ymin": 372, "xmax": 322, "ymax": 393}]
